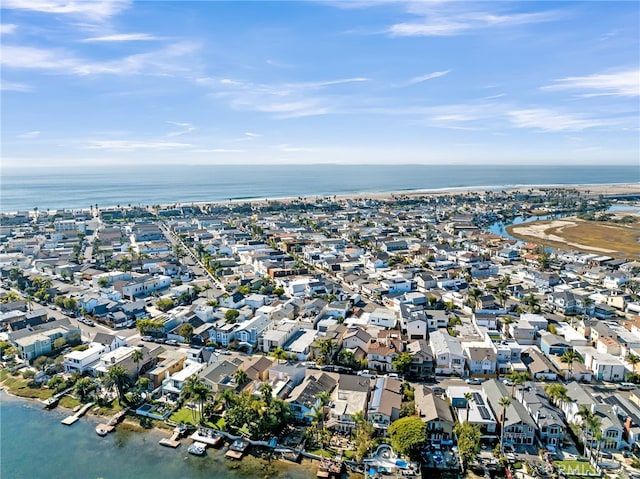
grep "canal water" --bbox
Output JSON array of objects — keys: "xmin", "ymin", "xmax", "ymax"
[{"xmin": 0, "ymin": 391, "xmax": 314, "ymax": 479}]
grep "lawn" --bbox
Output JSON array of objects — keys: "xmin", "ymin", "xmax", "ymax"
[
  {"xmin": 2, "ymin": 375, "xmax": 53, "ymax": 400},
  {"xmin": 59, "ymin": 396, "xmax": 81, "ymax": 409},
  {"xmin": 555, "ymin": 460, "xmax": 597, "ymax": 475},
  {"xmin": 169, "ymin": 406, "xmax": 197, "ymax": 425}
]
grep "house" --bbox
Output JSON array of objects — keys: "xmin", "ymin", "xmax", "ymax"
[
  {"xmin": 161, "ymin": 361, "xmax": 207, "ymax": 397},
  {"xmin": 414, "ymin": 385, "xmax": 455, "ymax": 444},
  {"xmin": 465, "ymin": 346, "xmax": 497, "ymax": 377},
  {"xmin": 342, "ymin": 327, "xmax": 372, "ymax": 351},
  {"xmin": 483, "ymin": 379, "xmax": 536, "ymax": 445},
  {"xmin": 398, "ymin": 303, "xmax": 429, "ymax": 340},
  {"xmin": 429, "ymin": 330, "xmax": 465, "ymax": 375},
  {"xmin": 199, "ymin": 359, "xmax": 243, "ymax": 394},
  {"xmin": 576, "ymin": 346, "xmax": 627, "ymax": 382},
  {"xmin": 10, "ymin": 319, "xmax": 81, "ymax": 361},
  {"xmin": 327, "ymin": 374, "xmax": 371, "ymax": 433},
  {"xmin": 405, "ymin": 340, "xmax": 434, "ymax": 380},
  {"xmin": 547, "ymin": 291, "xmax": 578, "ymax": 314},
  {"xmin": 448, "ymin": 386, "xmax": 497, "ymax": 438},
  {"xmin": 539, "ymin": 331, "xmax": 572, "ymax": 356},
  {"xmin": 287, "ymin": 371, "xmax": 338, "ymax": 424},
  {"xmin": 367, "ymin": 330, "xmax": 402, "ymax": 373},
  {"xmin": 145, "ymin": 349, "xmax": 187, "ymax": 388},
  {"xmin": 234, "ymin": 314, "xmax": 271, "ymax": 350},
  {"xmin": 516, "ymin": 383, "xmax": 566, "ymax": 447},
  {"xmin": 367, "ymin": 376, "xmax": 402, "ymax": 431},
  {"xmin": 559, "ymin": 381, "xmax": 596, "ymax": 424},
  {"xmin": 369, "ymin": 307, "xmax": 397, "ymax": 329},
  {"xmin": 522, "ymin": 348, "xmax": 558, "ymax": 380},
  {"xmin": 120, "ymin": 274, "xmax": 171, "ymax": 299}
]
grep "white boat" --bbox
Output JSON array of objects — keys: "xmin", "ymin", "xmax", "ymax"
[
  {"xmin": 96, "ymin": 426, "xmax": 109, "ymax": 437},
  {"xmin": 188, "ymin": 442, "xmax": 207, "ymax": 456}
]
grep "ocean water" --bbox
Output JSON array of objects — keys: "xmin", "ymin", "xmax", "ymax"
[
  {"xmin": 1, "ymin": 164, "xmax": 638, "ymax": 213},
  {"xmin": 0, "ymin": 392, "xmax": 314, "ymax": 479}
]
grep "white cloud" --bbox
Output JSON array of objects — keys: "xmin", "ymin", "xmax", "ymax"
[
  {"xmin": 277, "ymin": 144, "xmax": 315, "ymax": 152},
  {"xmin": 207, "ymin": 76, "xmax": 367, "ymax": 118},
  {"xmin": 17, "ymin": 130, "xmax": 41, "ymax": 139},
  {"xmin": 2, "ymin": 0, "xmax": 130, "ymax": 20},
  {"xmin": 193, "ymin": 148, "xmax": 244, "ymax": 153},
  {"xmin": 407, "ymin": 70, "xmax": 451, "ymax": 84},
  {"xmin": 0, "ymin": 81, "xmax": 32, "ymax": 92},
  {"xmin": 166, "ymin": 121, "xmax": 196, "ymax": 137},
  {"xmin": 86, "ymin": 140, "xmax": 192, "ymax": 151},
  {"xmin": 508, "ymin": 109, "xmax": 605, "ymax": 131},
  {"xmin": 389, "ymin": 5, "xmax": 561, "ymax": 37},
  {"xmin": 244, "ymin": 132, "xmax": 261, "ymax": 138},
  {"xmin": 543, "ymin": 69, "xmax": 640, "ymax": 97},
  {"xmin": 80, "ymin": 33, "xmax": 159, "ymax": 43},
  {"xmin": 0, "ymin": 24, "xmax": 18, "ymax": 35},
  {"xmin": 1, "ymin": 42, "xmax": 199, "ymax": 77}
]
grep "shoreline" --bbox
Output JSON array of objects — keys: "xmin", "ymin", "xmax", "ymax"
[
  {"xmin": 0, "ymin": 385, "xmax": 323, "ymax": 477},
  {"xmin": 3, "ymin": 181, "xmax": 638, "ymax": 216}
]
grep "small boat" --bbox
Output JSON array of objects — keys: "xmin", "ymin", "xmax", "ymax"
[
  {"xmin": 188, "ymin": 442, "xmax": 207, "ymax": 456},
  {"xmin": 96, "ymin": 426, "xmax": 109, "ymax": 437},
  {"xmin": 225, "ymin": 438, "xmax": 250, "ymax": 459}
]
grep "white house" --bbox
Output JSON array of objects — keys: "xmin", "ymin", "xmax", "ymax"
[
  {"xmin": 430, "ymin": 330, "xmax": 465, "ymax": 375},
  {"xmin": 368, "ymin": 308, "xmax": 397, "ymax": 329}
]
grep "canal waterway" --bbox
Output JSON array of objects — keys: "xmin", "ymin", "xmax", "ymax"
[{"xmin": 0, "ymin": 391, "xmax": 315, "ymax": 479}]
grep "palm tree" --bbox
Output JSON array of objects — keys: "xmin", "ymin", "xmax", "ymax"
[
  {"xmin": 464, "ymin": 392, "xmax": 474, "ymax": 423},
  {"xmin": 259, "ymin": 382, "xmax": 273, "ymax": 405},
  {"xmin": 271, "ymin": 347, "xmax": 287, "ymax": 364},
  {"xmin": 104, "ymin": 365, "xmax": 131, "ymax": 405},
  {"xmin": 627, "ymin": 353, "xmax": 640, "ymax": 375},
  {"xmin": 524, "ymin": 293, "xmax": 540, "ymax": 313},
  {"xmin": 131, "ymin": 348, "xmax": 144, "ymax": 379},
  {"xmin": 318, "ymin": 338, "xmax": 335, "ymax": 365},
  {"xmin": 585, "ymin": 415, "xmax": 602, "ymax": 459},
  {"xmin": 544, "ymin": 383, "xmax": 569, "ymax": 407},
  {"xmin": 577, "ymin": 405, "xmax": 594, "ymax": 456},
  {"xmin": 468, "ymin": 288, "xmax": 482, "ymax": 311},
  {"xmin": 181, "ymin": 376, "xmax": 211, "ymax": 424},
  {"xmin": 581, "ymin": 296, "xmax": 594, "ymax": 319},
  {"xmin": 501, "ymin": 316, "xmax": 515, "ymax": 338},
  {"xmin": 233, "ymin": 368, "xmax": 248, "ymax": 388},
  {"xmin": 561, "ymin": 350, "xmax": 580, "ymax": 375},
  {"xmin": 499, "ymin": 396, "xmax": 511, "ymax": 450},
  {"xmin": 508, "ymin": 371, "xmax": 530, "ymax": 398}
]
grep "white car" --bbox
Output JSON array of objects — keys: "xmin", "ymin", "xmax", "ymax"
[{"xmin": 465, "ymin": 378, "xmax": 482, "ymax": 385}]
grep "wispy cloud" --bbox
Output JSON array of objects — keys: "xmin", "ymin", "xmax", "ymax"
[
  {"xmin": 0, "ymin": 81, "xmax": 32, "ymax": 92},
  {"xmin": 166, "ymin": 121, "xmax": 196, "ymax": 137},
  {"xmin": 407, "ymin": 70, "xmax": 451, "ymax": 85},
  {"xmin": 80, "ymin": 33, "xmax": 159, "ymax": 43},
  {"xmin": 0, "ymin": 24, "xmax": 18, "ymax": 35},
  {"xmin": 542, "ymin": 69, "xmax": 640, "ymax": 97},
  {"xmin": 276, "ymin": 144, "xmax": 315, "ymax": 152},
  {"xmin": 1, "ymin": 42, "xmax": 199, "ymax": 76},
  {"xmin": 508, "ymin": 108, "xmax": 605, "ymax": 131},
  {"xmin": 86, "ymin": 139, "xmax": 192, "ymax": 151},
  {"xmin": 192, "ymin": 148, "xmax": 244, "ymax": 153},
  {"xmin": 17, "ymin": 130, "xmax": 41, "ymax": 139},
  {"xmin": 244, "ymin": 132, "xmax": 261, "ymax": 138},
  {"xmin": 2, "ymin": 0, "xmax": 130, "ymax": 20},
  {"xmin": 388, "ymin": 4, "xmax": 561, "ymax": 37},
  {"xmin": 203, "ymin": 76, "xmax": 368, "ymax": 118}
]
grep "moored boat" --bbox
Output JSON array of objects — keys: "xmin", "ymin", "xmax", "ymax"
[{"xmin": 188, "ymin": 442, "xmax": 207, "ymax": 456}]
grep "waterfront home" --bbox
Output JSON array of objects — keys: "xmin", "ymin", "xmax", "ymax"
[
  {"xmin": 367, "ymin": 376, "xmax": 402, "ymax": 431},
  {"xmin": 161, "ymin": 361, "xmax": 207, "ymax": 397},
  {"xmin": 483, "ymin": 379, "xmax": 536, "ymax": 445},
  {"xmin": 327, "ymin": 374, "xmax": 371, "ymax": 433},
  {"xmin": 199, "ymin": 359, "xmax": 243, "ymax": 394},
  {"xmin": 10, "ymin": 318, "xmax": 81, "ymax": 361},
  {"xmin": 414, "ymin": 385, "xmax": 455, "ymax": 444},
  {"xmin": 145, "ymin": 349, "xmax": 187, "ymax": 388},
  {"xmin": 287, "ymin": 371, "xmax": 338, "ymax": 424}
]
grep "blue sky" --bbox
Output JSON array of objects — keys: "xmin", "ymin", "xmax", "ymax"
[{"xmin": 1, "ymin": 0, "xmax": 639, "ymax": 167}]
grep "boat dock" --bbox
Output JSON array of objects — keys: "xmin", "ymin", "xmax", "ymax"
[
  {"xmin": 159, "ymin": 426, "xmax": 187, "ymax": 448},
  {"xmin": 94, "ymin": 407, "xmax": 130, "ymax": 436},
  {"xmin": 61, "ymin": 402, "xmax": 94, "ymax": 426},
  {"xmin": 225, "ymin": 438, "xmax": 250, "ymax": 459},
  {"xmin": 190, "ymin": 429, "xmax": 223, "ymax": 448}
]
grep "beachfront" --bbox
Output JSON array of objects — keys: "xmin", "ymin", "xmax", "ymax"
[{"xmin": 1, "ymin": 184, "xmax": 640, "ymax": 479}]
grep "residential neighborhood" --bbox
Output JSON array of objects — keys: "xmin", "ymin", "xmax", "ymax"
[{"xmin": 1, "ymin": 188, "xmax": 639, "ymax": 478}]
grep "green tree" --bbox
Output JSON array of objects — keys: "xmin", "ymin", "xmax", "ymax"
[
  {"xmin": 155, "ymin": 298, "xmax": 175, "ymax": 312},
  {"xmin": 391, "ymin": 352, "xmax": 414, "ymax": 375},
  {"xmin": 626, "ymin": 353, "xmax": 640, "ymax": 374},
  {"xmin": 179, "ymin": 323, "xmax": 194, "ymax": 342},
  {"xmin": 224, "ymin": 309, "xmax": 240, "ymax": 323},
  {"xmin": 499, "ymin": 396, "xmax": 511, "ymax": 449},
  {"xmin": 561, "ymin": 349, "xmax": 580, "ymax": 374},
  {"xmin": 53, "ymin": 337, "xmax": 66, "ymax": 351},
  {"xmin": 388, "ymin": 416, "xmax": 427, "ymax": 459},
  {"xmin": 75, "ymin": 377, "xmax": 97, "ymax": 401},
  {"xmin": 104, "ymin": 365, "xmax": 131, "ymax": 405},
  {"xmin": 353, "ymin": 411, "xmax": 375, "ymax": 462},
  {"xmin": 233, "ymin": 368, "xmax": 248, "ymax": 388},
  {"xmin": 544, "ymin": 383, "xmax": 569, "ymax": 406},
  {"xmin": 271, "ymin": 346, "xmax": 287, "ymax": 364},
  {"xmin": 131, "ymin": 348, "xmax": 144, "ymax": 379},
  {"xmin": 454, "ymin": 421, "xmax": 482, "ymax": 470},
  {"xmin": 33, "ymin": 355, "xmax": 53, "ymax": 371}
]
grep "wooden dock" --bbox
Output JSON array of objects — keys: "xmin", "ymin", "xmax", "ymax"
[{"xmin": 61, "ymin": 402, "xmax": 94, "ymax": 426}]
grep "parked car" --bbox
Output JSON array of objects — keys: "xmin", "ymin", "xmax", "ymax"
[
  {"xmin": 502, "ymin": 379, "xmax": 515, "ymax": 386},
  {"xmin": 165, "ymin": 339, "xmax": 178, "ymax": 346},
  {"xmin": 141, "ymin": 336, "xmax": 153, "ymax": 342},
  {"xmin": 357, "ymin": 370, "xmax": 376, "ymax": 378},
  {"xmin": 466, "ymin": 378, "xmax": 482, "ymax": 385},
  {"xmin": 431, "ymin": 386, "xmax": 446, "ymax": 395}
]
